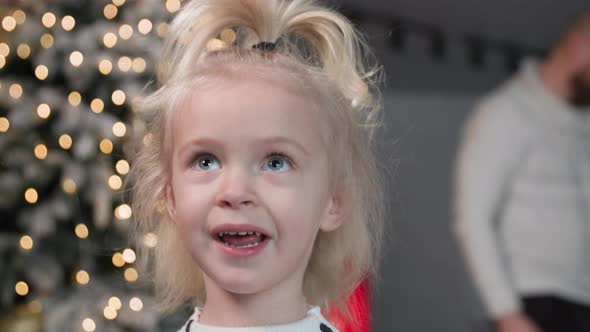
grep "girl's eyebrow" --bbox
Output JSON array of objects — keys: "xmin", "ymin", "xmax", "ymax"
[
  {"xmin": 255, "ymin": 136, "xmax": 310, "ymax": 156},
  {"xmin": 176, "ymin": 136, "xmax": 310, "ymax": 157}
]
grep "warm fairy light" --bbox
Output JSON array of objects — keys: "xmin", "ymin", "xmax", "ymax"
[
  {"xmin": 124, "ymin": 267, "xmax": 138, "ymax": 282},
  {"xmin": 116, "ymin": 160, "xmax": 130, "ymax": 175},
  {"xmin": 108, "ymin": 174, "xmax": 122, "ymax": 190},
  {"xmin": 144, "ymin": 233, "xmax": 158, "ymax": 248},
  {"xmin": 103, "ymin": 306, "xmax": 117, "ymax": 320},
  {"xmin": 112, "ymin": 0, "xmax": 126, "ymax": 6},
  {"xmin": 129, "ymin": 297, "xmax": 143, "ymax": 312},
  {"xmin": 90, "ymin": 98, "xmax": 104, "ymax": 113},
  {"xmin": 122, "ymin": 248, "xmax": 136, "ymax": 263},
  {"xmin": 75, "ymin": 270, "xmax": 90, "ymax": 285},
  {"xmin": 0, "ymin": 55, "xmax": 5, "ymax": 69},
  {"xmin": 82, "ymin": 318, "xmax": 95, "ymax": 332},
  {"xmin": 2, "ymin": 16, "xmax": 16, "ymax": 32},
  {"xmin": 103, "ymin": 32, "xmax": 117, "ymax": 48},
  {"xmin": 112, "ymin": 253, "xmax": 125, "ymax": 267},
  {"xmin": 20, "ymin": 235, "xmax": 33, "ymax": 250},
  {"xmin": 75, "ymin": 224, "xmax": 89, "ymax": 239},
  {"xmin": 13, "ymin": 10, "xmax": 26, "ymax": 25},
  {"xmin": 138, "ymin": 19, "xmax": 152, "ymax": 34},
  {"xmin": 37, "ymin": 103, "xmax": 51, "ymax": 119},
  {"xmin": 0, "ymin": 43, "xmax": 9, "ymax": 57},
  {"xmin": 69, "ymin": 51, "xmax": 84, "ymax": 67},
  {"xmin": 132, "ymin": 57, "xmax": 146, "ymax": 73},
  {"xmin": 99, "ymin": 139, "xmax": 113, "ymax": 154},
  {"xmin": 104, "ymin": 4, "xmax": 118, "ymax": 20},
  {"xmin": 40, "ymin": 33, "xmax": 54, "ymax": 48},
  {"xmin": 59, "ymin": 134, "xmax": 73, "ymax": 149},
  {"xmin": 112, "ymin": 122, "xmax": 126, "ymax": 137},
  {"xmin": 115, "ymin": 204, "xmax": 132, "ymax": 220},
  {"xmin": 156, "ymin": 22, "xmax": 168, "ymax": 38},
  {"xmin": 142, "ymin": 133, "xmax": 153, "ymax": 146},
  {"xmin": 61, "ymin": 15, "xmax": 75, "ymax": 31},
  {"xmin": 34, "ymin": 144, "xmax": 48, "ymax": 159},
  {"xmin": 98, "ymin": 59, "xmax": 113, "ymax": 75},
  {"xmin": 68, "ymin": 91, "xmax": 82, "ymax": 106},
  {"xmin": 117, "ymin": 56, "xmax": 132, "ymax": 72},
  {"xmin": 119, "ymin": 24, "xmax": 133, "ymax": 40},
  {"xmin": 24, "ymin": 188, "xmax": 38, "ymax": 204},
  {"xmin": 0, "ymin": 117, "xmax": 10, "ymax": 132},
  {"xmin": 35, "ymin": 65, "xmax": 49, "ymax": 80},
  {"xmin": 166, "ymin": 0, "xmax": 181, "ymax": 13},
  {"xmin": 9, "ymin": 83, "xmax": 23, "ymax": 99},
  {"xmin": 17, "ymin": 43, "xmax": 31, "ymax": 59},
  {"xmin": 42, "ymin": 12, "xmax": 56, "ymax": 28},
  {"xmin": 220, "ymin": 28, "xmax": 237, "ymax": 44},
  {"xmin": 15, "ymin": 281, "xmax": 29, "ymax": 296},
  {"xmin": 62, "ymin": 178, "xmax": 77, "ymax": 194},
  {"xmin": 111, "ymin": 90, "xmax": 126, "ymax": 105},
  {"xmin": 108, "ymin": 296, "xmax": 122, "ymax": 309}
]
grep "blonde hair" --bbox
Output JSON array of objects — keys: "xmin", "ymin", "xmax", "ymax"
[{"xmin": 130, "ymin": 0, "xmax": 385, "ymax": 316}]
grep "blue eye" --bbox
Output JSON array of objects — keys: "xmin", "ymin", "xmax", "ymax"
[
  {"xmin": 193, "ymin": 154, "xmax": 220, "ymax": 171},
  {"xmin": 263, "ymin": 154, "xmax": 292, "ymax": 172}
]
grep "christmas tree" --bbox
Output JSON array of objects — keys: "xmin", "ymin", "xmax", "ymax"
[{"xmin": 0, "ymin": 0, "xmax": 187, "ymax": 330}]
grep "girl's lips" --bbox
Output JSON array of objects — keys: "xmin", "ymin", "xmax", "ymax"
[{"xmin": 215, "ymin": 237, "xmax": 270, "ymax": 258}]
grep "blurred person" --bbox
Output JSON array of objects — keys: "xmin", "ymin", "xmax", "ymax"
[{"xmin": 454, "ymin": 13, "xmax": 590, "ymax": 332}]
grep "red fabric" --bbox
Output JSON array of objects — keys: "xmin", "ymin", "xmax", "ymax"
[{"xmin": 327, "ymin": 279, "xmax": 371, "ymax": 332}]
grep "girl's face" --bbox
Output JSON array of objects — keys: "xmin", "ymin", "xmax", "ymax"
[{"xmin": 165, "ymin": 75, "xmax": 343, "ymax": 298}]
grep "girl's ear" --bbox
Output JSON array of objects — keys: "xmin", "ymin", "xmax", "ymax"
[
  {"xmin": 164, "ymin": 184, "xmax": 177, "ymax": 222},
  {"xmin": 319, "ymin": 194, "xmax": 345, "ymax": 232}
]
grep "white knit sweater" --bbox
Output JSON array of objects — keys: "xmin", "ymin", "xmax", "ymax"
[
  {"xmin": 177, "ymin": 306, "xmax": 340, "ymax": 332},
  {"xmin": 454, "ymin": 58, "xmax": 590, "ymax": 319}
]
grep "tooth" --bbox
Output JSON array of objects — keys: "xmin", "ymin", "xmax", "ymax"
[
  {"xmin": 218, "ymin": 232, "xmax": 224, "ymax": 237},
  {"xmin": 228, "ymin": 232, "xmax": 236, "ymax": 235},
  {"xmin": 238, "ymin": 231, "xmax": 247, "ymax": 236},
  {"xmin": 247, "ymin": 232, "xmax": 253, "ymax": 235},
  {"xmin": 255, "ymin": 232, "xmax": 261, "ymax": 236}
]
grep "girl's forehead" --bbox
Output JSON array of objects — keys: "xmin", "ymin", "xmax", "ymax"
[{"xmin": 170, "ymin": 76, "xmax": 330, "ymax": 152}]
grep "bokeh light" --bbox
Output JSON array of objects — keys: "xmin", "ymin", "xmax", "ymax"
[
  {"xmin": 75, "ymin": 224, "xmax": 89, "ymax": 239},
  {"xmin": 91, "ymin": 98, "xmax": 105, "ymax": 113},
  {"xmin": 116, "ymin": 160, "xmax": 130, "ymax": 174},
  {"xmin": 99, "ymin": 139, "xmax": 113, "ymax": 154},
  {"xmin": 62, "ymin": 178, "xmax": 77, "ymax": 194},
  {"xmin": 20, "ymin": 235, "xmax": 33, "ymax": 250},
  {"xmin": 61, "ymin": 15, "xmax": 75, "ymax": 31},
  {"xmin": 34, "ymin": 144, "xmax": 48, "ymax": 159},
  {"xmin": 138, "ymin": 19, "xmax": 152, "ymax": 34},
  {"xmin": 15, "ymin": 281, "xmax": 29, "ymax": 296},
  {"xmin": 75, "ymin": 270, "xmax": 90, "ymax": 285},
  {"xmin": 24, "ymin": 188, "xmax": 38, "ymax": 204},
  {"xmin": 82, "ymin": 318, "xmax": 95, "ymax": 332},
  {"xmin": 37, "ymin": 104, "xmax": 51, "ymax": 119},
  {"xmin": 42, "ymin": 12, "xmax": 56, "ymax": 28},
  {"xmin": 59, "ymin": 134, "xmax": 73, "ymax": 149}
]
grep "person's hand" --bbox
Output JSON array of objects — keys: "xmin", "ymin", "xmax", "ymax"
[{"xmin": 496, "ymin": 311, "xmax": 542, "ymax": 332}]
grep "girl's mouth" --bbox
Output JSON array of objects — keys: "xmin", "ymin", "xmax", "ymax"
[{"xmin": 216, "ymin": 231, "xmax": 268, "ymax": 249}]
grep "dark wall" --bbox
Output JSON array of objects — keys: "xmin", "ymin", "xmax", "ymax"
[{"xmin": 372, "ymin": 92, "xmax": 491, "ymax": 332}]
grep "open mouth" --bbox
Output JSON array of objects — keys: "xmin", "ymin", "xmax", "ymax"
[{"xmin": 215, "ymin": 230, "xmax": 269, "ymax": 249}]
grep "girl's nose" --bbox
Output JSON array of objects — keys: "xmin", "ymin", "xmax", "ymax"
[{"xmin": 215, "ymin": 167, "xmax": 256, "ymax": 209}]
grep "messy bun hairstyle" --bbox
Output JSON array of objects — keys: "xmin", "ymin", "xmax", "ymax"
[{"xmin": 131, "ymin": 0, "xmax": 385, "ymax": 315}]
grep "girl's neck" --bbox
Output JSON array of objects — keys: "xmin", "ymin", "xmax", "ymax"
[{"xmin": 198, "ymin": 277, "xmax": 309, "ymax": 327}]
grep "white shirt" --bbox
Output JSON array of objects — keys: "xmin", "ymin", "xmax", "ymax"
[
  {"xmin": 454, "ymin": 58, "xmax": 590, "ymax": 318},
  {"xmin": 178, "ymin": 306, "xmax": 340, "ymax": 332}
]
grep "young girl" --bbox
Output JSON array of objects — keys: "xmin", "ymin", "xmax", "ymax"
[{"xmin": 130, "ymin": 0, "xmax": 385, "ymax": 330}]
